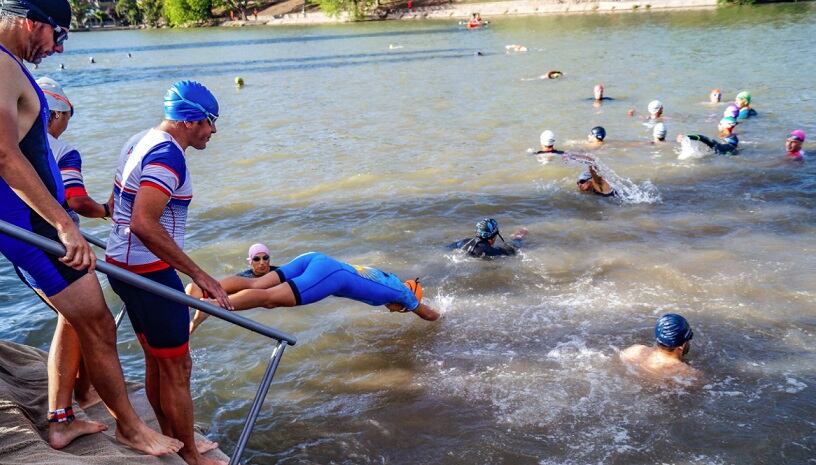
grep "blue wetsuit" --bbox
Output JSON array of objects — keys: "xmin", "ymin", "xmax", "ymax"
[
  {"xmin": 0, "ymin": 45, "xmax": 85, "ymax": 297},
  {"xmin": 275, "ymin": 252, "xmax": 419, "ymax": 311},
  {"xmin": 737, "ymin": 107, "xmax": 757, "ymax": 120}
]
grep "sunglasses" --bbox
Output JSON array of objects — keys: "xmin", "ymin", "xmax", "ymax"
[
  {"xmin": 252, "ymin": 255, "xmax": 270, "ymax": 262},
  {"xmin": 22, "ymin": 0, "xmax": 68, "ymax": 46}
]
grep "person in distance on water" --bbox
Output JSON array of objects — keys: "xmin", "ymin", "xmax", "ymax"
[
  {"xmin": 620, "ymin": 313, "xmax": 700, "ymax": 381},
  {"xmin": 189, "ymin": 252, "xmax": 441, "ymax": 333},
  {"xmin": 448, "ymin": 218, "xmax": 527, "ymax": 258}
]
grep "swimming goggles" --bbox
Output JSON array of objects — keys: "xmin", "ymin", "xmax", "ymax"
[
  {"xmin": 19, "ymin": 0, "xmax": 68, "ymax": 45},
  {"xmin": 252, "ymin": 255, "xmax": 270, "ymax": 262}
]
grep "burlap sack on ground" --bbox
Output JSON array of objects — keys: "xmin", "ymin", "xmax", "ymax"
[{"xmin": 0, "ymin": 341, "xmax": 228, "ymax": 464}]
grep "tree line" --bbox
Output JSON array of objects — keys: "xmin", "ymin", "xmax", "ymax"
[{"xmin": 70, "ymin": 0, "xmax": 255, "ymax": 28}]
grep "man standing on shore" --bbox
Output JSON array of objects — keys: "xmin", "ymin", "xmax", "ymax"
[
  {"xmin": 0, "ymin": 0, "xmax": 182, "ymax": 454},
  {"xmin": 106, "ymin": 80, "xmax": 231, "ymax": 465}
]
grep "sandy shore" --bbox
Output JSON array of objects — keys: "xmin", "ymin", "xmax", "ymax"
[{"xmin": 220, "ymin": 0, "xmax": 719, "ymax": 27}]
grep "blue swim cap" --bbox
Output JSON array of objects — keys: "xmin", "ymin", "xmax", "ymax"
[
  {"xmin": 655, "ymin": 313, "xmax": 693, "ymax": 348},
  {"xmin": 163, "ymin": 80, "xmax": 219, "ymax": 123},
  {"xmin": 476, "ymin": 218, "xmax": 500, "ymax": 239},
  {"xmin": 590, "ymin": 126, "xmax": 606, "ymax": 141}
]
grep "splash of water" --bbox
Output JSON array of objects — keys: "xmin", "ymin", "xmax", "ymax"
[
  {"xmin": 677, "ymin": 136, "xmax": 711, "ymax": 160},
  {"xmin": 538, "ymin": 151, "xmax": 662, "ymax": 204}
]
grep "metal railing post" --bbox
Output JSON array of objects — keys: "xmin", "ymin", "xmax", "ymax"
[{"xmin": 229, "ymin": 341, "xmax": 287, "ymax": 465}]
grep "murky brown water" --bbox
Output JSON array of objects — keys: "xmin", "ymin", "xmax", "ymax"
[{"xmin": 2, "ymin": 4, "xmax": 816, "ymax": 463}]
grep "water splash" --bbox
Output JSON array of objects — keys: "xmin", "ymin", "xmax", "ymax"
[
  {"xmin": 544, "ymin": 152, "xmax": 662, "ymax": 204},
  {"xmin": 677, "ymin": 136, "xmax": 711, "ymax": 160}
]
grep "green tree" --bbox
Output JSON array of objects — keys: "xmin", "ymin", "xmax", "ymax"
[
  {"xmin": 214, "ymin": 0, "xmax": 249, "ymax": 21},
  {"xmin": 309, "ymin": 0, "xmax": 376, "ymax": 19},
  {"xmin": 68, "ymin": 0, "xmax": 92, "ymax": 28},
  {"xmin": 138, "ymin": 0, "xmax": 164, "ymax": 27},
  {"xmin": 163, "ymin": 0, "xmax": 212, "ymax": 26},
  {"xmin": 115, "ymin": 0, "xmax": 143, "ymax": 25}
]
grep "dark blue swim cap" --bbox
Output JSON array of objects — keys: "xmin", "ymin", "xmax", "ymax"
[
  {"xmin": 163, "ymin": 80, "xmax": 219, "ymax": 123},
  {"xmin": 476, "ymin": 218, "xmax": 500, "ymax": 239},
  {"xmin": 655, "ymin": 313, "xmax": 693, "ymax": 348},
  {"xmin": 8, "ymin": 0, "xmax": 72, "ymax": 29},
  {"xmin": 590, "ymin": 126, "xmax": 606, "ymax": 141}
]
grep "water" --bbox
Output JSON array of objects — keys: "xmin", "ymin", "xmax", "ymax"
[{"xmin": 2, "ymin": 3, "xmax": 816, "ymax": 463}]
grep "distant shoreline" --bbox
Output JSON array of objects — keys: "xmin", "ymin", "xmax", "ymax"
[{"xmin": 240, "ymin": 0, "xmax": 720, "ymax": 27}]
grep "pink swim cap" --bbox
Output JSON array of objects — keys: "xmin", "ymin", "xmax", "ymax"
[
  {"xmin": 247, "ymin": 243, "xmax": 270, "ymax": 262},
  {"xmin": 723, "ymin": 104, "xmax": 739, "ymax": 119},
  {"xmin": 789, "ymin": 130, "xmax": 806, "ymax": 142}
]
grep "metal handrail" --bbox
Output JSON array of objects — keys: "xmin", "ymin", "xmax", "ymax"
[{"xmin": 0, "ymin": 219, "xmax": 295, "ymax": 465}]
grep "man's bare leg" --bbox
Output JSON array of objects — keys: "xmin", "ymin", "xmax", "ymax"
[
  {"xmin": 74, "ymin": 358, "xmax": 102, "ymax": 410},
  {"xmin": 154, "ymin": 354, "xmax": 226, "ymax": 465},
  {"xmin": 47, "ymin": 273, "xmax": 182, "ymax": 455},
  {"xmin": 144, "ymin": 351, "xmax": 172, "ymax": 436},
  {"xmin": 46, "ymin": 314, "xmax": 107, "ymax": 449}
]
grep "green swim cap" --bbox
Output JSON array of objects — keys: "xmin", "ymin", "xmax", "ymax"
[{"xmin": 736, "ymin": 91, "xmax": 751, "ymax": 104}]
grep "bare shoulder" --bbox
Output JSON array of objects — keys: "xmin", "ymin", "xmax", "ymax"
[{"xmin": 620, "ymin": 344, "xmax": 649, "ymax": 362}]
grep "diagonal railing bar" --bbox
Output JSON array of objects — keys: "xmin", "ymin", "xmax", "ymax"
[{"xmin": 0, "ymin": 219, "xmax": 296, "ymax": 464}]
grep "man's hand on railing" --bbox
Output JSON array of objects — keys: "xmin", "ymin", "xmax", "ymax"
[
  {"xmin": 193, "ymin": 271, "xmax": 234, "ymax": 311},
  {"xmin": 56, "ymin": 220, "xmax": 96, "ymax": 271}
]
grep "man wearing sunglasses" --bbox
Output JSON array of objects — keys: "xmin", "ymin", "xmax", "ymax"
[
  {"xmin": 0, "ymin": 0, "xmax": 183, "ymax": 456},
  {"xmin": 106, "ymin": 79, "xmax": 229, "ymax": 465}
]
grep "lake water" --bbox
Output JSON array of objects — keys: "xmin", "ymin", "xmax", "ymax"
[{"xmin": 2, "ymin": 3, "xmax": 816, "ymax": 463}]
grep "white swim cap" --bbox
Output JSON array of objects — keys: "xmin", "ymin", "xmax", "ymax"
[
  {"xmin": 540, "ymin": 130, "xmax": 556, "ymax": 147},
  {"xmin": 653, "ymin": 122, "xmax": 667, "ymax": 139},
  {"xmin": 648, "ymin": 100, "xmax": 663, "ymax": 114},
  {"xmin": 36, "ymin": 76, "xmax": 72, "ymax": 114}
]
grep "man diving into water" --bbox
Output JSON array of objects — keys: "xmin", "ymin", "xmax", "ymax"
[{"xmin": 188, "ymin": 252, "xmax": 441, "ymax": 333}]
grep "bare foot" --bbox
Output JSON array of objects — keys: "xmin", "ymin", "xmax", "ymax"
[
  {"xmin": 115, "ymin": 421, "xmax": 183, "ymax": 456},
  {"xmin": 189, "ymin": 309, "xmax": 210, "ymax": 334},
  {"xmin": 75, "ymin": 385, "xmax": 103, "ymax": 410},
  {"xmin": 48, "ymin": 419, "xmax": 108, "ymax": 449},
  {"xmin": 181, "ymin": 450, "xmax": 228, "ymax": 465},
  {"xmin": 196, "ymin": 437, "xmax": 219, "ymax": 454}
]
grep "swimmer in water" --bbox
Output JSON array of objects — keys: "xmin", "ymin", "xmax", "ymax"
[
  {"xmin": 620, "ymin": 313, "xmax": 700, "ymax": 381},
  {"xmin": 535, "ymin": 130, "xmax": 564, "ymax": 154},
  {"xmin": 189, "ymin": 252, "xmax": 441, "ymax": 333},
  {"xmin": 568, "ymin": 153, "xmax": 616, "ymax": 197},
  {"xmin": 647, "ymin": 100, "xmax": 663, "ymax": 120},
  {"xmin": 723, "ymin": 103, "xmax": 740, "ymax": 119},
  {"xmin": 709, "ymin": 88, "xmax": 722, "ymax": 103},
  {"xmin": 735, "ymin": 90, "xmax": 757, "ymax": 120},
  {"xmin": 185, "ymin": 243, "xmax": 277, "ymax": 303},
  {"xmin": 591, "ymin": 84, "xmax": 614, "ymax": 107},
  {"xmin": 587, "ymin": 126, "xmax": 606, "ymax": 148},
  {"xmin": 786, "ymin": 130, "xmax": 806, "ymax": 161},
  {"xmin": 677, "ymin": 116, "xmax": 739, "ymax": 156},
  {"xmin": 505, "ymin": 44, "xmax": 527, "ymax": 53},
  {"xmin": 652, "ymin": 122, "xmax": 667, "ymax": 143},
  {"xmin": 448, "ymin": 218, "xmax": 527, "ymax": 259}
]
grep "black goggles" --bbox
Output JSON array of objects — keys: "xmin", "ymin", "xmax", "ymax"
[
  {"xmin": 252, "ymin": 255, "xmax": 270, "ymax": 262},
  {"xmin": 22, "ymin": 0, "xmax": 69, "ymax": 46}
]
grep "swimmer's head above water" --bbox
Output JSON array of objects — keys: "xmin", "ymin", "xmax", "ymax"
[
  {"xmin": 588, "ymin": 126, "xmax": 606, "ymax": 144},
  {"xmin": 476, "ymin": 217, "xmax": 504, "ymax": 244},
  {"xmin": 655, "ymin": 313, "xmax": 694, "ymax": 354},
  {"xmin": 710, "ymin": 88, "xmax": 722, "ymax": 103},
  {"xmin": 786, "ymin": 130, "xmax": 805, "ymax": 158},
  {"xmin": 540, "ymin": 130, "xmax": 556, "ymax": 150},
  {"xmin": 247, "ymin": 243, "xmax": 272, "ymax": 276},
  {"xmin": 735, "ymin": 90, "xmax": 751, "ymax": 108},
  {"xmin": 723, "ymin": 104, "xmax": 740, "ymax": 119},
  {"xmin": 653, "ymin": 122, "xmax": 667, "ymax": 142},
  {"xmin": 647, "ymin": 100, "xmax": 663, "ymax": 118},
  {"xmin": 718, "ymin": 116, "xmax": 738, "ymax": 136},
  {"xmin": 593, "ymin": 83, "xmax": 604, "ymax": 101}
]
